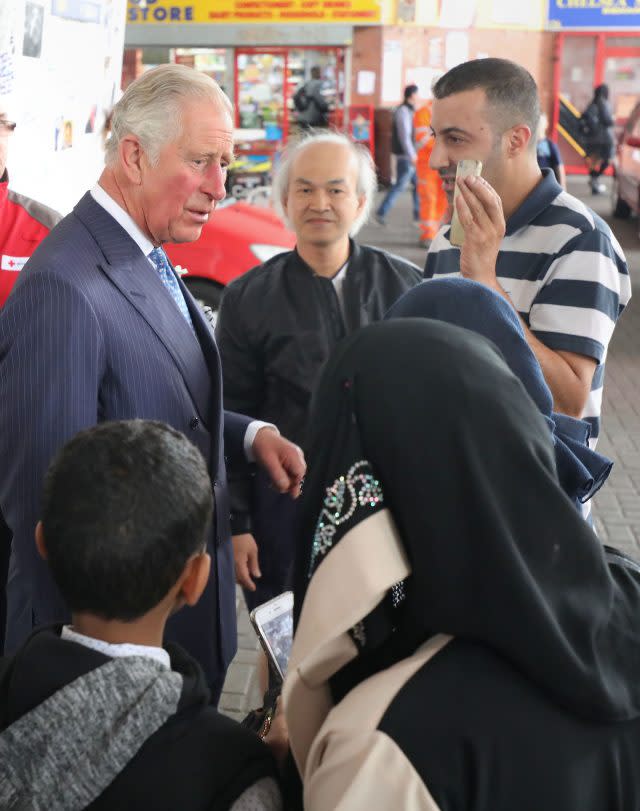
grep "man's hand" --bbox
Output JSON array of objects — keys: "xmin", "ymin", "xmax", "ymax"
[
  {"xmin": 233, "ymin": 533, "xmax": 261, "ymax": 591},
  {"xmin": 452, "ymin": 175, "xmax": 596, "ymax": 417},
  {"xmin": 456, "ymin": 175, "xmax": 506, "ymax": 289},
  {"xmin": 252, "ymin": 427, "xmax": 306, "ymax": 498}
]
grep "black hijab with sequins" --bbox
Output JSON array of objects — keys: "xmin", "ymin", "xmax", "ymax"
[{"xmin": 292, "ymin": 319, "xmax": 640, "ymax": 723}]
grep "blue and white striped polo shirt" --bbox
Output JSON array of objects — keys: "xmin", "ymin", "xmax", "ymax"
[{"xmin": 424, "ymin": 170, "xmax": 631, "ymax": 447}]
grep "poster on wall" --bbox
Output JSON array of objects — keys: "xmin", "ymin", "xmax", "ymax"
[
  {"xmin": 0, "ymin": 3, "xmax": 18, "ymax": 97},
  {"xmin": 463, "ymin": 0, "xmax": 545, "ymax": 29},
  {"xmin": 548, "ymin": 0, "xmax": 640, "ymax": 29},
  {"xmin": 357, "ymin": 70, "xmax": 376, "ymax": 96},
  {"xmin": 22, "ymin": 2, "xmax": 44, "ymax": 58},
  {"xmin": 405, "ymin": 67, "xmax": 442, "ymax": 99},
  {"xmin": 428, "ymin": 37, "xmax": 443, "ymax": 68},
  {"xmin": 382, "ymin": 40, "xmax": 403, "ymax": 104},
  {"xmin": 397, "ymin": 0, "xmax": 416, "ymax": 23},
  {"xmin": 439, "ymin": 0, "xmax": 476, "ymax": 28},
  {"xmin": 445, "ymin": 31, "xmax": 469, "ymax": 70},
  {"xmin": 6, "ymin": 0, "xmax": 127, "ymax": 214}
]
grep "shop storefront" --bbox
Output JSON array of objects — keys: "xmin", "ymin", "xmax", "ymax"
[
  {"xmin": 548, "ymin": 1, "xmax": 640, "ymax": 173},
  {"xmin": 138, "ymin": 43, "xmax": 347, "ymax": 155},
  {"xmin": 124, "ymin": 0, "xmax": 640, "ymax": 181},
  {"xmin": 124, "ymin": 0, "xmax": 385, "ymax": 151},
  {"xmin": 234, "ymin": 46, "xmax": 347, "ymax": 142},
  {"xmin": 124, "ymin": 1, "xmax": 382, "ymax": 190}
]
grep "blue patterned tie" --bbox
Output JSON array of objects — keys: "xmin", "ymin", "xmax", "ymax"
[{"xmin": 148, "ymin": 247, "xmax": 194, "ymax": 330}]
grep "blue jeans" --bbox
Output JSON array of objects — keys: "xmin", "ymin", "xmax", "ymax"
[{"xmin": 377, "ymin": 156, "xmax": 419, "ymax": 220}]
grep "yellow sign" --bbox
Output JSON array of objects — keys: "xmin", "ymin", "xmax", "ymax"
[{"xmin": 127, "ymin": 0, "xmax": 382, "ymax": 23}]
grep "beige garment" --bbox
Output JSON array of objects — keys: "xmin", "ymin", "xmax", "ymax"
[
  {"xmin": 304, "ymin": 635, "xmax": 452, "ymax": 810},
  {"xmin": 283, "ymin": 508, "xmax": 411, "ymax": 775}
]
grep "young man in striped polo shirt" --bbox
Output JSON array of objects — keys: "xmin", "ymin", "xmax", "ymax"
[{"xmin": 425, "ymin": 58, "xmax": 630, "ymax": 446}]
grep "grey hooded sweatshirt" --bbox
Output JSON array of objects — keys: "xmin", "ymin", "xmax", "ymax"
[{"xmin": 0, "ymin": 627, "xmax": 280, "ymax": 810}]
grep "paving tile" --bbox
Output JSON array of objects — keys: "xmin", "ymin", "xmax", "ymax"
[{"xmin": 223, "ymin": 662, "xmax": 254, "ymax": 695}]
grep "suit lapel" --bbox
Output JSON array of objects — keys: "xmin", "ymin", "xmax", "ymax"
[
  {"xmin": 178, "ymin": 275, "xmax": 224, "ymax": 463},
  {"xmin": 177, "ymin": 273, "xmax": 222, "ymax": 380},
  {"xmin": 74, "ymin": 193, "xmax": 216, "ymax": 427}
]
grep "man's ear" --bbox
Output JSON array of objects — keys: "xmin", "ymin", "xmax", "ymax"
[
  {"xmin": 119, "ymin": 135, "xmax": 145, "ymax": 185},
  {"xmin": 35, "ymin": 521, "xmax": 47, "ymax": 560},
  {"xmin": 506, "ymin": 124, "xmax": 532, "ymax": 157},
  {"xmin": 179, "ymin": 552, "xmax": 211, "ymax": 608},
  {"xmin": 356, "ymin": 193, "xmax": 366, "ymax": 215}
]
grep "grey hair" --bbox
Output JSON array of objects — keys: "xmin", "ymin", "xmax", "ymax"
[
  {"xmin": 105, "ymin": 64, "xmax": 232, "ymax": 167},
  {"xmin": 272, "ymin": 131, "xmax": 377, "ymax": 236}
]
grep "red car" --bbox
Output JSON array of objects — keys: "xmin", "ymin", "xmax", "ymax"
[
  {"xmin": 0, "ymin": 200, "xmax": 294, "ymax": 312},
  {"xmin": 612, "ymin": 100, "xmax": 640, "ymax": 233},
  {"xmin": 165, "ymin": 200, "xmax": 295, "ymax": 316}
]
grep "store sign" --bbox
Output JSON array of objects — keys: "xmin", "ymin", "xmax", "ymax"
[
  {"xmin": 127, "ymin": 0, "xmax": 382, "ymax": 23},
  {"xmin": 548, "ymin": 0, "xmax": 640, "ymax": 29}
]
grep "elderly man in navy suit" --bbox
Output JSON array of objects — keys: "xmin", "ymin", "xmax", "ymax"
[{"xmin": 0, "ymin": 65, "xmax": 305, "ymax": 700}]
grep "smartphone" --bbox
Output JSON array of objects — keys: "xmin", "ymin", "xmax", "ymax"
[
  {"xmin": 449, "ymin": 159, "xmax": 483, "ymax": 247},
  {"xmin": 250, "ymin": 591, "xmax": 294, "ymax": 682}
]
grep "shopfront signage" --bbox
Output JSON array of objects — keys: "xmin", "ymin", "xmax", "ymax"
[
  {"xmin": 548, "ymin": 0, "xmax": 640, "ymax": 29},
  {"xmin": 127, "ymin": 0, "xmax": 382, "ymax": 23}
]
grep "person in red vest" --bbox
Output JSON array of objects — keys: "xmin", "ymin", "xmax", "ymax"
[{"xmin": 0, "ymin": 104, "xmax": 61, "ymax": 307}]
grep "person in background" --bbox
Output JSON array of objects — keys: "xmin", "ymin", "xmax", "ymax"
[
  {"xmin": 582, "ymin": 84, "xmax": 615, "ymax": 195},
  {"xmin": 0, "ymin": 101, "xmax": 60, "ymax": 307},
  {"xmin": 0, "ymin": 65, "xmax": 305, "ymax": 702},
  {"xmin": 425, "ymin": 58, "xmax": 630, "ymax": 449},
  {"xmin": 294, "ymin": 66, "xmax": 331, "ymax": 131},
  {"xmin": 375, "ymin": 85, "xmax": 420, "ymax": 226},
  {"xmin": 536, "ymin": 112, "xmax": 566, "ymax": 190},
  {"xmin": 414, "ymin": 97, "xmax": 448, "ymax": 248},
  {"xmin": 285, "ymin": 319, "xmax": 640, "ymax": 811},
  {"xmin": 0, "ymin": 420, "xmax": 285, "ymax": 811},
  {"xmin": 216, "ymin": 131, "xmax": 421, "ymax": 613}
]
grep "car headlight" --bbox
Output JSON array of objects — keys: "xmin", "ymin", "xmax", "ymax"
[{"xmin": 250, "ymin": 244, "xmax": 290, "ymax": 263}]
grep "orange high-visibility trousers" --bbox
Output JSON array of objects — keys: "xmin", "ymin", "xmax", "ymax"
[{"xmin": 415, "ymin": 103, "xmax": 448, "ymax": 243}]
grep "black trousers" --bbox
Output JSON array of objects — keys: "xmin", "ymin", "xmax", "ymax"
[{"xmin": 243, "ymin": 469, "xmax": 299, "ymax": 612}]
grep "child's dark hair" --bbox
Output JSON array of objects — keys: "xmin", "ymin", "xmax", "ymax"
[{"xmin": 42, "ymin": 419, "xmax": 213, "ymax": 620}]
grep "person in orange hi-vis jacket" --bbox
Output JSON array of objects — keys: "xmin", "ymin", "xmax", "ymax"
[{"xmin": 414, "ymin": 100, "xmax": 448, "ymax": 248}]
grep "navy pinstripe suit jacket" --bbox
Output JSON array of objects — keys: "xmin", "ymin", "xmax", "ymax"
[{"xmin": 0, "ymin": 192, "xmax": 250, "ymax": 685}]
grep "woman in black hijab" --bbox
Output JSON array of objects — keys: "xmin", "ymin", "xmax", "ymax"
[
  {"xmin": 386, "ymin": 277, "xmax": 612, "ymax": 516},
  {"xmin": 283, "ymin": 319, "xmax": 640, "ymax": 811},
  {"xmin": 582, "ymin": 83, "xmax": 615, "ymax": 195}
]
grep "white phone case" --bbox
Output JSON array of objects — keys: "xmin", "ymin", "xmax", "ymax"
[
  {"xmin": 449, "ymin": 159, "xmax": 483, "ymax": 247},
  {"xmin": 250, "ymin": 591, "xmax": 294, "ymax": 680}
]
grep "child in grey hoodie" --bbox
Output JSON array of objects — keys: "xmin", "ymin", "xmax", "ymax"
[{"xmin": 0, "ymin": 420, "xmax": 284, "ymax": 811}]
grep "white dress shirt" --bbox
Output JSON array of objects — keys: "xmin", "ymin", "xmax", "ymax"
[
  {"xmin": 61, "ymin": 625, "xmax": 171, "ymax": 669},
  {"xmin": 330, "ymin": 260, "xmax": 349, "ymax": 323}
]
